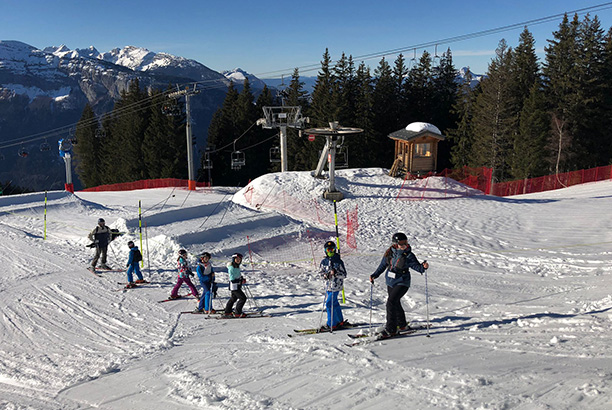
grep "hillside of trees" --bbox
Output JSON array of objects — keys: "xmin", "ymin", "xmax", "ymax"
[{"xmin": 72, "ymin": 13, "xmax": 612, "ymax": 188}]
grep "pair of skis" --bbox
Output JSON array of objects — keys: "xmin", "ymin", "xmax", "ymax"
[
  {"xmin": 180, "ymin": 310, "xmax": 269, "ymax": 319},
  {"xmin": 344, "ymin": 325, "xmax": 428, "ymax": 347},
  {"xmin": 289, "ymin": 322, "xmax": 368, "ymax": 337}
]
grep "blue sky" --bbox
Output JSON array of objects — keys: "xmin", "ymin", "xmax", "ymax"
[{"xmin": 2, "ymin": 0, "xmax": 612, "ymax": 78}]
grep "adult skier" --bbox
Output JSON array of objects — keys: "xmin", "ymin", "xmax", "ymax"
[
  {"xmin": 88, "ymin": 218, "xmax": 112, "ymax": 271},
  {"xmin": 370, "ymin": 232, "xmax": 429, "ymax": 338},
  {"xmin": 319, "ymin": 240, "xmax": 348, "ymax": 331}
]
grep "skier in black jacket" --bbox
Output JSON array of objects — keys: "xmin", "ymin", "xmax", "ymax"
[
  {"xmin": 370, "ymin": 232, "xmax": 428, "ymax": 338},
  {"xmin": 88, "ymin": 218, "xmax": 112, "ymax": 271}
]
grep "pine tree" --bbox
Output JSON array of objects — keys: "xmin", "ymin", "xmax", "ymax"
[
  {"xmin": 102, "ymin": 79, "xmax": 149, "ymax": 183},
  {"xmin": 512, "ymin": 83, "xmax": 550, "ymax": 179},
  {"xmin": 371, "ymin": 57, "xmax": 397, "ymax": 167},
  {"xmin": 507, "ymin": 27, "xmax": 541, "ymax": 178},
  {"xmin": 352, "ymin": 62, "xmax": 375, "ymax": 168},
  {"xmin": 405, "ymin": 51, "xmax": 434, "ymax": 123},
  {"xmin": 206, "ymin": 82, "xmax": 239, "ymax": 185},
  {"xmin": 73, "ymin": 104, "xmax": 104, "ymax": 187},
  {"xmin": 542, "ymin": 13, "xmax": 581, "ymax": 172},
  {"xmin": 431, "ymin": 48, "xmax": 459, "ymax": 169},
  {"xmin": 143, "ymin": 89, "xmax": 187, "ymax": 179},
  {"xmin": 447, "ymin": 71, "xmax": 479, "ymax": 168},
  {"xmin": 284, "ymin": 68, "xmax": 311, "ymax": 171},
  {"xmin": 470, "ymin": 40, "xmax": 515, "ymax": 181}
]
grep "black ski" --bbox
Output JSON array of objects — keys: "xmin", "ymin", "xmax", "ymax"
[
  {"xmin": 157, "ymin": 295, "xmax": 193, "ymax": 303},
  {"xmin": 345, "ymin": 326, "xmax": 424, "ymax": 347},
  {"xmin": 290, "ymin": 322, "xmax": 368, "ymax": 337}
]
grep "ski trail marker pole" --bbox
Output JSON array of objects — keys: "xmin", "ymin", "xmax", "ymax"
[
  {"xmin": 424, "ymin": 260, "xmax": 431, "ymax": 338},
  {"xmin": 139, "ymin": 200, "xmax": 144, "ymax": 268},
  {"xmin": 43, "ymin": 191, "xmax": 47, "ymax": 240},
  {"xmin": 369, "ymin": 282, "xmax": 374, "ymax": 335},
  {"xmin": 333, "ymin": 200, "xmax": 345, "ymax": 304}
]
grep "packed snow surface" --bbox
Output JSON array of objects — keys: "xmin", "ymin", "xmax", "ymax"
[{"xmin": 0, "ymin": 168, "xmax": 611, "ymax": 409}]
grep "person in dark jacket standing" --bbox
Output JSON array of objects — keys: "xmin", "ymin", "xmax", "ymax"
[
  {"xmin": 88, "ymin": 218, "xmax": 112, "ymax": 271},
  {"xmin": 370, "ymin": 232, "xmax": 429, "ymax": 338}
]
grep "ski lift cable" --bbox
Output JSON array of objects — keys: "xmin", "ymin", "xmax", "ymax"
[{"xmin": 254, "ymin": 2, "xmax": 612, "ymax": 79}]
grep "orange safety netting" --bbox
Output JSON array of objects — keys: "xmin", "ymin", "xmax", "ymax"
[{"xmin": 80, "ymin": 178, "xmax": 211, "ymax": 192}]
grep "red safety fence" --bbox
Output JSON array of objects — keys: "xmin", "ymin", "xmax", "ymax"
[
  {"xmin": 80, "ymin": 178, "xmax": 211, "ymax": 192},
  {"xmin": 491, "ymin": 165, "xmax": 612, "ymax": 196}
]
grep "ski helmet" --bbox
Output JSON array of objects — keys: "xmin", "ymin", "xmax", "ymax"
[
  {"xmin": 98, "ymin": 218, "xmax": 105, "ymax": 224},
  {"xmin": 232, "ymin": 253, "xmax": 243, "ymax": 260},
  {"xmin": 323, "ymin": 241, "xmax": 336, "ymax": 252},
  {"xmin": 127, "ymin": 240, "xmax": 134, "ymax": 247},
  {"xmin": 391, "ymin": 232, "xmax": 408, "ymax": 244},
  {"xmin": 199, "ymin": 252, "xmax": 211, "ymax": 259},
  {"xmin": 178, "ymin": 249, "xmax": 187, "ymax": 256}
]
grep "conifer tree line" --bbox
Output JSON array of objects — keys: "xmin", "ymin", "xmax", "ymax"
[
  {"xmin": 73, "ymin": 79, "xmax": 187, "ymax": 188},
  {"xmin": 73, "ymin": 13, "xmax": 612, "ymax": 188}
]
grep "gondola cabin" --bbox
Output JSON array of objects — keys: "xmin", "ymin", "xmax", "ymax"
[{"xmin": 388, "ymin": 122, "xmax": 445, "ymax": 176}]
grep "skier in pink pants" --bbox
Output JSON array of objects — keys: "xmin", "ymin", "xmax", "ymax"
[{"xmin": 169, "ymin": 249, "xmax": 199, "ymax": 300}]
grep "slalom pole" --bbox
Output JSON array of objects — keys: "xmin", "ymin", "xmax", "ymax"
[
  {"xmin": 43, "ymin": 191, "xmax": 47, "ymax": 240},
  {"xmin": 424, "ymin": 261, "xmax": 431, "ymax": 338},
  {"xmin": 138, "ymin": 200, "xmax": 144, "ymax": 268},
  {"xmin": 333, "ymin": 200, "xmax": 345, "ymax": 304},
  {"xmin": 244, "ymin": 283, "xmax": 262, "ymax": 313},
  {"xmin": 144, "ymin": 220, "xmax": 151, "ymax": 276},
  {"xmin": 369, "ymin": 282, "xmax": 374, "ymax": 335},
  {"xmin": 317, "ymin": 280, "xmax": 329, "ymax": 331}
]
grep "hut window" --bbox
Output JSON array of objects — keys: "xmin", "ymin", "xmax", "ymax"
[{"xmin": 414, "ymin": 143, "xmax": 432, "ymax": 157}]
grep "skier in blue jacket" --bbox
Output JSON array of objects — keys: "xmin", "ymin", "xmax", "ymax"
[
  {"xmin": 125, "ymin": 240, "xmax": 145, "ymax": 288},
  {"xmin": 319, "ymin": 241, "xmax": 348, "ymax": 331},
  {"xmin": 194, "ymin": 252, "xmax": 216, "ymax": 313},
  {"xmin": 370, "ymin": 232, "xmax": 429, "ymax": 338}
]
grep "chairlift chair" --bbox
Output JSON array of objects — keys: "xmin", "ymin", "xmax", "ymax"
[
  {"xmin": 95, "ymin": 128, "xmax": 106, "ymax": 138},
  {"xmin": 18, "ymin": 146, "xmax": 29, "ymax": 158},
  {"xmin": 0, "ymin": 150, "xmax": 5, "ymax": 160},
  {"xmin": 231, "ymin": 150, "xmax": 245, "ymax": 170},
  {"xmin": 202, "ymin": 152, "xmax": 213, "ymax": 170},
  {"xmin": 269, "ymin": 146, "xmax": 281, "ymax": 163},
  {"xmin": 335, "ymin": 146, "xmax": 348, "ymax": 169},
  {"xmin": 40, "ymin": 140, "xmax": 51, "ymax": 152}
]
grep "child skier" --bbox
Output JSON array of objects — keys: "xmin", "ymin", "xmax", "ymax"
[
  {"xmin": 319, "ymin": 240, "xmax": 348, "ymax": 331},
  {"xmin": 169, "ymin": 249, "xmax": 199, "ymax": 300},
  {"xmin": 223, "ymin": 253, "xmax": 247, "ymax": 318},
  {"xmin": 125, "ymin": 240, "xmax": 146, "ymax": 288},
  {"xmin": 194, "ymin": 252, "xmax": 216, "ymax": 313},
  {"xmin": 369, "ymin": 232, "xmax": 429, "ymax": 339}
]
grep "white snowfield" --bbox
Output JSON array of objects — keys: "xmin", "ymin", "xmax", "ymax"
[{"xmin": 0, "ymin": 168, "xmax": 610, "ymax": 410}]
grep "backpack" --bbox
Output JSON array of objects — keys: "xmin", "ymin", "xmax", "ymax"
[{"xmin": 133, "ymin": 249, "xmax": 142, "ymax": 263}]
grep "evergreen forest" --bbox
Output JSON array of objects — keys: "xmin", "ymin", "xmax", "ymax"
[{"xmin": 73, "ymin": 13, "xmax": 612, "ymax": 188}]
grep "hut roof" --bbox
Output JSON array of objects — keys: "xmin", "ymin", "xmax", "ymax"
[{"xmin": 388, "ymin": 122, "xmax": 445, "ymax": 142}]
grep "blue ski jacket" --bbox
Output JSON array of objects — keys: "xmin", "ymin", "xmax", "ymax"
[
  {"xmin": 371, "ymin": 245, "xmax": 425, "ymax": 288},
  {"xmin": 197, "ymin": 261, "xmax": 215, "ymax": 286},
  {"xmin": 126, "ymin": 246, "xmax": 140, "ymax": 266}
]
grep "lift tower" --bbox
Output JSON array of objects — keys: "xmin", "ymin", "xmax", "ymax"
[
  {"xmin": 258, "ymin": 106, "xmax": 308, "ymax": 172},
  {"xmin": 168, "ymin": 85, "xmax": 200, "ymax": 190}
]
